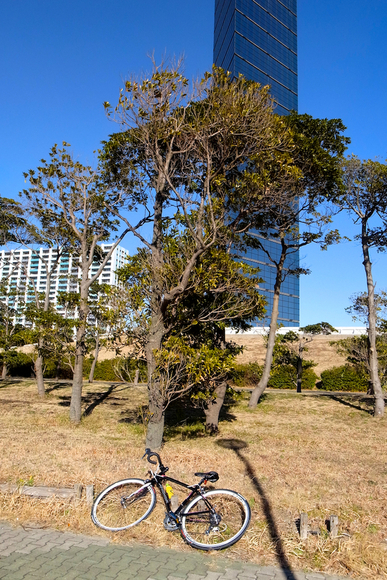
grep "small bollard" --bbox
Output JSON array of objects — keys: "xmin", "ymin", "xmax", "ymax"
[
  {"xmin": 74, "ymin": 484, "xmax": 83, "ymax": 499},
  {"xmin": 300, "ymin": 512, "xmax": 308, "ymax": 540},
  {"xmin": 330, "ymin": 515, "xmax": 339, "ymax": 538},
  {"xmin": 86, "ymin": 485, "xmax": 94, "ymax": 505}
]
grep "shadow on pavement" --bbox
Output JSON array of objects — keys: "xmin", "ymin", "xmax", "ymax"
[{"xmin": 216, "ymin": 438, "xmax": 298, "ymax": 580}]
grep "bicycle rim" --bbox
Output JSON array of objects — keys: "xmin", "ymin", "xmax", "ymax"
[
  {"xmin": 91, "ymin": 478, "xmax": 156, "ymax": 532},
  {"xmin": 180, "ymin": 489, "xmax": 251, "ymax": 550}
]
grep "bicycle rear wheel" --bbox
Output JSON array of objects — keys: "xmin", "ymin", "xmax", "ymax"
[
  {"xmin": 91, "ymin": 478, "xmax": 156, "ymax": 532},
  {"xmin": 180, "ymin": 489, "xmax": 251, "ymax": 550}
]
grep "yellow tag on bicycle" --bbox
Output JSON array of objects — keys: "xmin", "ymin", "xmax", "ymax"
[{"xmin": 165, "ymin": 483, "xmax": 174, "ymax": 499}]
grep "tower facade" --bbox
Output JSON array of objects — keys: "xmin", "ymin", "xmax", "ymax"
[{"xmin": 214, "ymin": 0, "xmax": 299, "ymax": 327}]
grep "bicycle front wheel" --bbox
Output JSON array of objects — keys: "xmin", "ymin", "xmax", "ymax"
[
  {"xmin": 180, "ymin": 489, "xmax": 251, "ymax": 550},
  {"xmin": 91, "ymin": 478, "xmax": 156, "ymax": 532}
]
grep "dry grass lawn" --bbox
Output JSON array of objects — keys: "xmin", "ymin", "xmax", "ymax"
[{"xmin": 0, "ymin": 379, "xmax": 387, "ymax": 579}]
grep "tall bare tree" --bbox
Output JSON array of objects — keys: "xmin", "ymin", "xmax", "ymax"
[
  {"xmin": 22, "ymin": 144, "xmax": 130, "ymax": 422},
  {"xmin": 248, "ymin": 114, "xmax": 350, "ymax": 408},
  {"xmin": 102, "ymin": 62, "xmax": 296, "ymax": 448},
  {"xmin": 340, "ymin": 159, "xmax": 387, "ymax": 417}
]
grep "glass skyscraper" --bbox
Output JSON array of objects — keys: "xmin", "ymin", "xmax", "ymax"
[{"xmin": 214, "ymin": 0, "xmax": 299, "ymax": 327}]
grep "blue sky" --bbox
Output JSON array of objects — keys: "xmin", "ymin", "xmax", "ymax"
[{"xmin": 1, "ymin": 0, "xmax": 386, "ymax": 326}]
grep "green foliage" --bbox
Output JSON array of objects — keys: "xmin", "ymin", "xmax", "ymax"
[
  {"xmin": 0, "ymin": 351, "xmax": 33, "ymax": 377},
  {"xmin": 154, "ymin": 335, "xmax": 237, "ymax": 404},
  {"xmin": 319, "ymin": 365, "xmax": 368, "ymax": 392},
  {"xmin": 0, "ymin": 196, "xmax": 27, "ymax": 244},
  {"xmin": 300, "ymin": 322, "xmax": 338, "ymax": 335},
  {"xmin": 42, "ymin": 358, "xmax": 73, "ymax": 379},
  {"xmin": 270, "ymin": 331, "xmax": 299, "ymax": 367},
  {"xmin": 82, "ymin": 357, "xmax": 147, "ymax": 382},
  {"xmin": 268, "ymin": 365, "xmax": 318, "ymax": 390},
  {"xmin": 285, "ymin": 113, "xmax": 350, "ymax": 201},
  {"xmin": 332, "ymin": 334, "xmax": 387, "ymax": 388},
  {"xmin": 231, "ymin": 361, "xmax": 318, "ymax": 389},
  {"xmin": 231, "ymin": 363, "xmax": 263, "ymax": 387},
  {"xmin": 232, "ymin": 335, "xmax": 309, "ymax": 391}
]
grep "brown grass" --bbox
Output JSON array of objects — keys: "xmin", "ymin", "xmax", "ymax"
[
  {"xmin": 1, "ymin": 379, "xmax": 387, "ymax": 578},
  {"xmin": 230, "ymin": 333, "xmax": 349, "ymax": 376}
]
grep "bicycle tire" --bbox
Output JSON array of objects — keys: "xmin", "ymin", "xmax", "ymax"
[
  {"xmin": 180, "ymin": 489, "xmax": 251, "ymax": 550},
  {"xmin": 91, "ymin": 478, "xmax": 156, "ymax": 532}
]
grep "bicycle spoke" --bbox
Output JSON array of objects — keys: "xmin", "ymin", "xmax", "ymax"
[
  {"xmin": 181, "ymin": 491, "xmax": 250, "ymax": 549},
  {"xmin": 92, "ymin": 480, "xmax": 156, "ymax": 531}
]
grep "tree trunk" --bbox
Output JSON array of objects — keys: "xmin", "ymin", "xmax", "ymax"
[
  {"xmin": 70, "ymin": 350, "xmax": 84, "ymax": 422},
  {"xmin": 249, "ymin": 243, "xmax": 286, "ymax": 408},
  {"xmin": 145, "ymin": 405, "xmax": 165, "ymax": 450},
  {"xmin": 144, "ymin": 310, "xmax": 166, "ymax": 450},
  {"xmin": 35, "ymin": 353, "xmax": 45, "ymax": 397},
  {"xmin": 204, "ymin": 382, "xmax": 227, "ymax": 434},
  {"xmin": 88, "ymin": 334, "xmax": 100, "ymax": 383},
  {"xmin": 1, "ymin": 363, "xmax": 7, "ymax": 380},
  {"xmin": 55, "ymin": 360, "xmax": 61, "ymax": 381},
  {"xmin": 296, "ymin": 341, "xmax": 303, "ymax": 393},
  {"xmin": 362, "ymin": 221, "xmax": 384, "ymax": 417},
  {"xmin": 70, "ymin": 279, "xmax": 89, "ymax": 423}
]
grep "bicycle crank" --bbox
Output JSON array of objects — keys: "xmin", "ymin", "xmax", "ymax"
[{"xmin": 163, "ymin": 513, "xmax": 179, "ymax": 532}]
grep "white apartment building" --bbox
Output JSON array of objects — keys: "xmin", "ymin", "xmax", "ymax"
[{"xmin": 0, "ymin": 244, "xmax": 130, "ymax": 324}]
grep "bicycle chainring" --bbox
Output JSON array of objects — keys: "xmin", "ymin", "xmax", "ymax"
[{"xmin": 163, "ymin": 514, "xmax": 179, "ymax": 532}]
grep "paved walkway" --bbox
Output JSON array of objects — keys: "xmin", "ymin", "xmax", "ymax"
[{"xmin": 0, "ymin": 521, "xmax": 352, "ymax": 580}]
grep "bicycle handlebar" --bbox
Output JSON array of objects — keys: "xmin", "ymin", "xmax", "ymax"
[{"xmin": 142, "ymin": 448, "xmax": 168, "ymax": 472}]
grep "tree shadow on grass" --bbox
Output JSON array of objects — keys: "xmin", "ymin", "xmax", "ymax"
[
  {"xmin": 0, "ymin": 379, "xmax": 24, "ymax": 389},
  {"xmin": 327, "ymin": 394, "xmax": 374, "ymax": 415},
  {"xmin": 165, "ymin": 396, "xmax": 236, "ymax": 440},
  {"xmin": 56, "ymin": 383, "xmax": 128, "ymax": 414},
  {"xmin": 46, "ymin": 382, "xmax": 70, "ymax": 394},
  {"xmin": 82, "ymin": 383, "xmax": 123, "ymax": 417},
  {"xmin": 216, "ymin": 438, "xmax": 298, "ymax": 580},
  {"xmin": 118, "ymin": 395, "xmax": 237, "ymax": 440}
]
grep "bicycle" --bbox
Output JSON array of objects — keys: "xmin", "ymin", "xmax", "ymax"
[{"xmin": 91, "ymin": 448, "xmax": 251, "ymax": 551}]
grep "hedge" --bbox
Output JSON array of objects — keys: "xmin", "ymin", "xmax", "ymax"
[
  {"xmin": 319, "ymin": 365, "xmax": 368, "ymax": 392},
  {"xmin": 268, "ymin": 365, "xmax": 318, "ymax": 390},
  {"xmin": 231, "ymin": 363, "xmax": 263, "ymax": 387},
  {"xmin": 231, "ymin": 362, "xmax": 318, "ymax": 389},
  {"xmin": 0, "ymin": 351, "xmax": 33, "ymax": 377},
  {"xmin": 82, "ymin": 357, "xmax": 147, "ymax": 382}
]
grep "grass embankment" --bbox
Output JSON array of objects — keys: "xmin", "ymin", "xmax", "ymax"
[{"xmin": 0, "ymin": 379, "xmax": 386, "ymax": 578}]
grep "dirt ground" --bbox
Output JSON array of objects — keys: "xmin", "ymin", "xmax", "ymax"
[
  {"xmin": 18, "ymin": 333, "xmax": 350, "ymax": 377},
  {"xmin": 0, "ymin": 379, "xmax": 386, "ymax": 579},
  {"xmin": 228, "ymin": 334, "xmax": 350, "ymax": 376}
]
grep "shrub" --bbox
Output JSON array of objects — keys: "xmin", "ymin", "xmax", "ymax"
[
  {"xmin": 1, "ymin": 351, "xmax": 34, "ymax": 377},
  {"xmin": 319, "ymin": 365, "xmax": 368, "ymax": 392},
  {"xmin": 43, "ymin": 359, "xmax": 73, "ymax": 379},
  {"xmin": 83, "ymin": 357, "xmax": 147, "ymax": 382},
  {"xmin": 268, "ymin": 365, "xmax": 318, "ymax": 390},
  {"xmin": 230, "ymin": 362, "xmax": 318, "ymax": 389},
  {"xmin": 230, "ymin": 363, "xmax": 263, "ymax": 387}
]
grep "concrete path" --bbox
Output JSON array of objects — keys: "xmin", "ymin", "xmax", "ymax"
[{"xmin": 0, "ymin": 521, "xmax": 352, "ymax": 580}]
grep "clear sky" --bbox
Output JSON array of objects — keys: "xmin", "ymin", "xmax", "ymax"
[{"xmin": 1, "ymin": 0, "xmax": 386, "ymax": 326}]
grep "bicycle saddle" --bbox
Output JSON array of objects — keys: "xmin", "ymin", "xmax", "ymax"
[{"xmin": 194, "ymin": 471, "xmax": 219, "ymax": 482}]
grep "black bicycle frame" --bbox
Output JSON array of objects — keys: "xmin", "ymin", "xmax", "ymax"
[{"xmin": 147, "ymin": 472, "xmax": 214, "ymax": 522}]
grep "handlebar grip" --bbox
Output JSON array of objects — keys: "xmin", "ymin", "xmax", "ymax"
[{"xmin": 143, "ymin": 448, "xmax": 159, "ymax": 465}]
